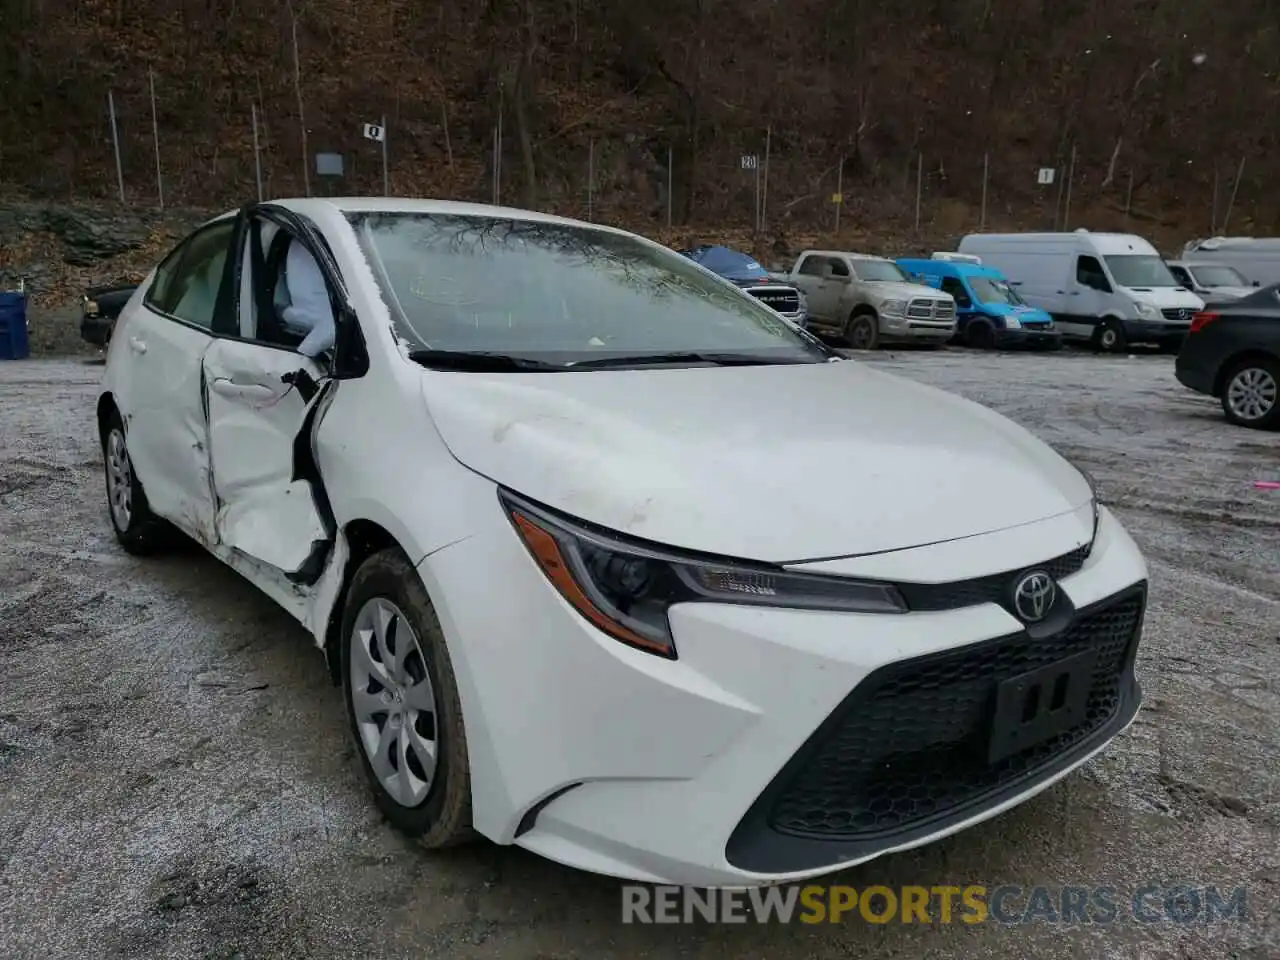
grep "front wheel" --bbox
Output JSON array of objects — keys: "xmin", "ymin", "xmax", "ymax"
[
  {"xmin": 1221, "ymin": 357, "xmax": 1280, "ymax": 430},
  {"xmin": 340, "ymin": 548, "xmax": 475, "ymax": 845},
  {"xmin": 845, "ymin": 312, "xmax": 880, "ymax": 350}
]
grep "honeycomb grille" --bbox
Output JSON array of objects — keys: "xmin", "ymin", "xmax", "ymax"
[
  {"xmin": 896, "ymin": 543, "xmax": 1090, "ymax": 613},
  {"xmin": 768, "ymin": 592, "xmax": 1143, "ymax": 840}
]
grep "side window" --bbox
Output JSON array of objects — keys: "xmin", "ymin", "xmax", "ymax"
[
  {"xmin": 1076, "ymin": 255, "xmax": 1111, "ymax": 292},
  {"xmin": 940, "ymin": 276, "xmax": 971, "ymax": 305},
  {"xmin": 144, "ymin": 220, "xmax": 236, "ymax": 329},
  {"xmin": 797, "ymin": 256, "xmax": 825, "ymax": 277},
  {"xmin": 245, "ymin": 220, "xmax": 339, "ymax": 356},
  {"xmin": 1169, "ymin": 266, "xmax": 1191, "ymax": 287},
  {"xmin": 829, "ymin": 258, "xmax": 850, "ymax": 278}
]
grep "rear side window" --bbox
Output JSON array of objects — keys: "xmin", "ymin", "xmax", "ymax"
[{"xmin": 145, "ymin": 220, "xmax": 236, "ymax": 329}]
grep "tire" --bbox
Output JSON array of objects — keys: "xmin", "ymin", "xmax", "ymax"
[
  {"xmin": 1220, "ymin": 356, "xmax": 1280, "ymax": 430},
  {"xmin": 844, "ymin": 311, "xmax": 880, "ymax": 350},
  {"xmin": 967, "ymin": 322, "xmax": 996, "ymax": 350},
  {"xmin": 102, "ymin": 410, "xmax": 168, "ymax": 554},
  {"xmin": 1095, "ymin": 319, "xmax": 1127, "ymax": 354},
  {"xmin": 340, "ymin": 548, "xmax": 474, "ymax": 846}
]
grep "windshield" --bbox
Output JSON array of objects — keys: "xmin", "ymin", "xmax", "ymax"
[
  {"xmin": 1189, "ymin": 264, "xmax": 1247, "ymax": 287},
  {"xmin": 852, "ymin": 260, "xmax": 907, "ymax": 282},
  {"xmin": 350, "ymin": 213, "xmax": 828, "ymax": 367},
  {"xmin": 968, "ymin": 276, "xmax": 1026, "ymax": 306},
  {"xmin": 1103, "ymin": 255, "xmax": 1179, "ymax": 288}
]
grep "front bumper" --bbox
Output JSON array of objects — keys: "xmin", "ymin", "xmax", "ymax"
[
  {"xmin": 883, "ymin": 318, "xmax": 956, "ymax": 342},
  {"xmin": 996, "ymin": 326, "xmax": 1062, "ymax": 348},
  {"xmin": 421, "ymin": 503, "xmax": 1147, "ymax": 887},
  {"xmin": 1123, "ymin": 318, "xmax": 1190, "ymax": 343}
]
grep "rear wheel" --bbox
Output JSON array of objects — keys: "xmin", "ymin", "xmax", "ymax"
[
  {"xmin": 1096, "ymin": 319, "xmax": 1127, "ymax": 354},
  {"xmin": 340, "ymin": 548, "xmax": 474, "ymax": 845},
  {"xmin": 102, "ymin": 410, "xmax": 168, "ymax": 554},
  {"xmin": 1221, "ymin": 357, "xmax": 1280, "ymax": 430},
  {"xmin": 845, "ymin": 311, "xmax": 880, "ymax": 350}
]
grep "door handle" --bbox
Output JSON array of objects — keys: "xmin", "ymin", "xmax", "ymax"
[
  {"xmin": 129, "ymin": 336, "xmax": 147, "ymax": 354},
  {"xmin": 210, "ymin": 378, "xmax": 276, "ymax": 401}
]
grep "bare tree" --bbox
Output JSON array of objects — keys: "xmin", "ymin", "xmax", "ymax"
[{"xmin": 285, "ymin": 0, "xmax": 310, "ymax": 197}]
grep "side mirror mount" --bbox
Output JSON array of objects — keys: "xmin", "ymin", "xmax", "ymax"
[{"xmin": 1253, "ymin": 280, "xmax": 1261, "ymax": 287}]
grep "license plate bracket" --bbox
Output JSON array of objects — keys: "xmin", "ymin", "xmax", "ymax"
[{"xmin": 988, "ymin": 649, "xmax": 1097, "ymax": 764}]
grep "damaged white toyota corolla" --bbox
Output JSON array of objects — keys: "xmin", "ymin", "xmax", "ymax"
[{"xmin": 97, "ymin": 198, "xmax": 1148, "ymax": 887}]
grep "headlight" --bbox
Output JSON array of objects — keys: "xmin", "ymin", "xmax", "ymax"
[
  {"xmin": 1134, "ymin": 302, "xmax": 1158, "ymax": 319},
  {"xmin": 1004, "ymin": 315, "xmax": 1022, "ymax": 329},
  {"xmin": 880, "ymin": 299, "xmax": 907, "ymax": 317},
  {"xmin": 83, "ymin": 298, "xmax": 99, "ymax": 315},
  {"xmin": 1063, "ymin": 457, "xmax": 1102, "ymax": 544},
  {"xmin": 796, "ymin": 290, "xmax": 808, "ymax": 313},
  {"xmin": 501, "ymin": 490, "xmax": 907, "ymax": 658}
]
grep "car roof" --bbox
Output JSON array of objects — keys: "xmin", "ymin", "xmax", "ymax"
[
  {"xmin": 245, "ymin": 197, "xmax": 626, "ymax": 234},
  {"xmin": 801, "ymin": 250, "xmax": 893, "ymax": 263}
]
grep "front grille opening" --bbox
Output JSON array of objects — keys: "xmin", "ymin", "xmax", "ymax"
[{"xmin": 767, "ymin": 592, "xmax": 1142, "ymax": 841}]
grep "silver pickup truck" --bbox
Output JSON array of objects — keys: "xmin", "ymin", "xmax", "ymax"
[{"xmin": 786, "ymin": 250, "xmax": 956, "ymax": 349}]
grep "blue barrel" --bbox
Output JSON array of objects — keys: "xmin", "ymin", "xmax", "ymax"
[{"xmin": 0, "ymin": 292, "xmax": 30, "ymax": 360}]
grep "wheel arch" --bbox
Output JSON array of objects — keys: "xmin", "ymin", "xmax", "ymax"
[
  {"xmin": 321, "ymin": 517, "xmax": 405, "ymax": 686},
  {"xmin": 96, "ymin": 391, "xmax": 118, "ymax": 444},
  {"xmin": 1212, "ymin": 349, "xmax": 1280, "ymax": 397}
]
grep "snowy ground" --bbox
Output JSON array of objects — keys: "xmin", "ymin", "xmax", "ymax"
[{"xmin": 1, "ymin": 350, "xmax": 1277, "ymax": 960}]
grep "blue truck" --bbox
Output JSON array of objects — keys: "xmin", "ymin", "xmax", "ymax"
[{"xmin": 896, "ymin": 255, "xmax": 1061, "ymax": 350}]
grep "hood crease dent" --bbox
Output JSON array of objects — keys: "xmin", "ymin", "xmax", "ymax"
[{"xmin": 420, "ymin": 361, "xmax": 1093, "ymax": 564}]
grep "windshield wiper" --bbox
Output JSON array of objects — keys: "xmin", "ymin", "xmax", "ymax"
[
  {"xmin": 408, "ymin": 349, "xmax": 563, "ymax": 372},
  {"xmin": 567, "ymin": 351, "xmax": 814, "ymax": 369}
]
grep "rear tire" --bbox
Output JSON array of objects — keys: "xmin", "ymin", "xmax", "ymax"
[
  {"xmin": 340, "ymin": 548, "xmax": 475, "ymax": 846},
  {"xmin": 1220, "ymin": 356, "xmax": 1280, "ymax": 430},
  {"xmin": 1096, "ymin": 319, "xmax": 1127, "ymax": 354},
  {"xmin": 102, "ymin": 410, "xmax": 168, "ymax": 555},
  {"xmin": 845, "ymin": 311, "xmax": 880, "ymax": 351}
]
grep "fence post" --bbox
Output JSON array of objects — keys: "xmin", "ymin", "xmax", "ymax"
[
  {"xmin": 1125, "ymin": 167, "xmax": 1133, "ymax": 229},
  {"xmin": 834, "ymin": 156, "xmax": 843, "ymax": 234},
  {"xmin": 761, "ymin": 125, "xmax": 771, "ymax": 232},
  {"xmin": 381, "ymin": 114, "xmax": 389, "ymax": 195},
  {"xmin": 666, "ymin": 146, "xmax": 673, "ymax": 228},
  {"xmin": 586, "ymin": 139, "xmax": 594, "ymax": 221},
  {"xmin": 1062, "ymin": 144, "xmax": 1077, "ymax": 230},
  {"xmin": 251, "ymin": 104, "xmax": 264, "ymax": 202},
  {"xmin": 149, "ymin": 70, "xmax": 164, "ymax": 209},
  {"xmin": 980, "ymin": 152, "xmax": 988, "ymax": 230},
  {"xmin": 108, "ymin": 91, "xmax": 125, "ymax": 203},
  {"xmin": 1222, "ymin": 156, "xmax": 1245, "ymax": 234},
  {"xmin": 914, "ymin": 151, "xmax": 923, "ymax": 233}
]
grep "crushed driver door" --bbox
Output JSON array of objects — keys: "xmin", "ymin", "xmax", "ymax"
[{"xmin": 202, "ymin": 339, "xmax": 335, "ymax": 581}]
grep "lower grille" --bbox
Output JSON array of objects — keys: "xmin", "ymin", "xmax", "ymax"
[
  {"xmin": 746, "ymin": 287, "xmax": 801, "ymax": 314},
  {"xmin": 766, "ymin": 590, "xmax": 1143, "ymax": 841},
  {"xmin": 1161, "ymin": 307, "xmax": 1195, "ymax": 322}
]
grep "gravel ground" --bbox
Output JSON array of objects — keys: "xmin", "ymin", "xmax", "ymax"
[{"xmin": 1, "ymin": 349, "xmax": 1277, "ymax": 960}]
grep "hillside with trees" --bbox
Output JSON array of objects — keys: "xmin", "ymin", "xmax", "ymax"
[{"xmin": 2, "ymin": 0, "xmax": 1277, "ymax": 242}]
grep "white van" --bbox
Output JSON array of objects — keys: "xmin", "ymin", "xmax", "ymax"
[
  {"xmin": 957, "ymin": 230, "xmax": 1204, "ymax": 352},
  {"xmin": 1181, "ymin": 237, "xmax": 1280, "ymax": 287}
]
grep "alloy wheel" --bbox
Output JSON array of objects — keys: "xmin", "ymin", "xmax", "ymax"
[
  {"xmin": 106, "ymin": 428, "xmax": 133, "ymax": 530},
  {"xmin": 349, "ymin": 597, "xmax": 439, "ymax": 808},
  {"xmin": 1226, "ymin": 367, "xmax": 1278, "ymax": 422}
]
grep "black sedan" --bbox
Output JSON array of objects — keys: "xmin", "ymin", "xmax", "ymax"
[
  {"xmin": 1175, "ymin": 285, "xmax": 1280, "ymax": 429},
  {"xmin": 80, "ymin": 282, "xmax": 138, "ymax": 347}
]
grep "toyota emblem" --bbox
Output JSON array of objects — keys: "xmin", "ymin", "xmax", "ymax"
[{"xmin": 1012, "ymin": 571, "xmax": 1056, "ymax": 623}]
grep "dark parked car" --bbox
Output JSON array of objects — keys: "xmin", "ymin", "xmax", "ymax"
[
  {"xmin": 81, "ymin": 282, "xmax": 138, "ymax": 347},
  {"xmin": 678, "ymin": 245, "xmax": 808, "ymax": 327},
  {"xmin": 1175, "ymin": 284, "xmax": 1280, "ymax": 429}
]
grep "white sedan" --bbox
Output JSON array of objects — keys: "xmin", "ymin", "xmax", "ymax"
[{"xmin": 98, "ymin": 198, "xmax": 1149, "ymax": 887}]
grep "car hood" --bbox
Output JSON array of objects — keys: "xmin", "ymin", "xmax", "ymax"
[
  {"xmin": 1121, "ymin": 286, "xmax": 1204, "ymax": 309},
  {"xmin": 419, "ymin": 360, "xmax": 1091, "ymax": 563},
  {"xmin": 984, "ymin": 302, "xmax": 1053, "ymax": 323},
  {"xmin": 1203, "ymin": 285, "xmax": 1253, "ymax": 300},
  {"xmin": 866, "ymin": 280, "xmax": 952, "ymax": 301}
]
